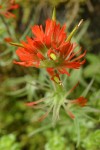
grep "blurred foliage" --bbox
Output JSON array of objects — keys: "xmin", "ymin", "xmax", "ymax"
[
  {"xmin": 82, "ymin": 130, "xmax": 100, "ymax": 150},
  {"xmin": 0, "ymin": 134, "xmax": 21, "ymax": 150},
  {"xmin": 45, "ymin": 131, "xmax": 66, "ymax": 150},
  {"xmin": 0, "ymin": 0, "xmax": 100, "ymax": 150}
]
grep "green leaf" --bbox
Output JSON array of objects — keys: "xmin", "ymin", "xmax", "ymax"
[
  {"xmin": 84, "ymin": 63, "xmax": 100, "ymax": 78},
  {"xmin": 86, "ymin": 54, "xmax": 100, "ymax": 64}
]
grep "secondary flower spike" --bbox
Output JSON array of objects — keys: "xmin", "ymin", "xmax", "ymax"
[
  {"xmin": 14, "ymin": 9, "xmax": 86, "ymax": 83},
  {"xmin": 0, "ymin": 0, "xmax": 19, "ymax": 18}
]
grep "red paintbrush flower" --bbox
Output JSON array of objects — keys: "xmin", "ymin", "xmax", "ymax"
[
  {"xmin": 13, "ymin": 9, "xmax": 86, "ymax": 84},
  {"xmin": 12, "ymin": 9, "xmax": 88, "ymax": 123},
  {"xmin": 14, "ymin": 18, "xmax": 86, "ymax": 82},
  {"xmin": 0, "ymin": 0, "xmax": 19, "ymax": 18}
]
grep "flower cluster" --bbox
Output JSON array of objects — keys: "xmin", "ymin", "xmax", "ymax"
[
  {"xmin": 0, "ymin": 0, "xmax": 19, "ymax": 18},
  {"xmin": 13, "ymin": 9, "xmax": 87, "ymax": 122},
  {"xmin": 14, "ymin": 18, "xmax": 86, "ymax": 83}
]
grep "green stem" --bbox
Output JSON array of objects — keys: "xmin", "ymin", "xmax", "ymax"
[
  {"xmin": 0, "ymin": 15, "xmax": 11, "ymax": 36},
  {"xmin": 0, "ymin": 15, "xmax": 18, "ymax": 41},
  {"xmin": 54, "ymin": 82, "xmax": 64, "ymax": 92},
  {"xmin": 52, "ymin": 81, "xmax": 66, "ymax": 125}
]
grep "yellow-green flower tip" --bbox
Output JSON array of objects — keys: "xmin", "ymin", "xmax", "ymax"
[
  {"xmin": 53, "ymin": 76, "xmax": 60, "ymax": 84},
  {"xmin": 52, "ymin": 7, "xmax": 56, "ymax": 21},
  {"xmin": 53, "ymin": 75, "xmax": 62, "ymax": 86},
  {"xmin": 50, "ymin": 53, "xmax": 57, "ymax": 60},
  {"xmin": 66, "ymin": 19, "xmax": 83, "ymax": 42},
  {"xmin": 9, "ymin": 42, "xmax": 24, "ymax": 48}
]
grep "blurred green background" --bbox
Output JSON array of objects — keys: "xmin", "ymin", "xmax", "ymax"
[{"xmin": 0, "ymin": 0, "xmax": 100, "ymax": 150}]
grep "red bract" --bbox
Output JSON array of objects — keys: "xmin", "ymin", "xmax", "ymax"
[
  {"xmin": 4, "ymin": 37, "xmax": 13, "ymax": 43},
  {"xmin": 14, "ymin": 19, "xmax": 86, "ymax": 80},
  {"xmin": 70, "ymin": 96, "xmax": 87, "ymax": 107},
  {"xmin": 0, "ymin": 0, "xmax": 19, "ymax": 18}
]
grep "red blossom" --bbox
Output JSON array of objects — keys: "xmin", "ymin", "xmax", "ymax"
[
  {"xmin": 0, "ymin": 0, "xmax": 19, "ymax": 18},
  {"xmin": 14, "ymin": 19, "xmax": 86, "ymax": 81}
]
